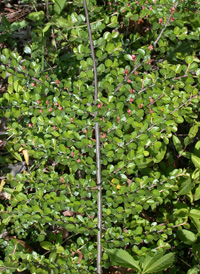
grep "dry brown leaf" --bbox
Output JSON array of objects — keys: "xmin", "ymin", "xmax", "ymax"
[
  {"xmin": 62, "ymin": 210, "xmax": 74, "ymax": 217},
  {"xmin": 0, "ymin": 179, "xmax": 5, "ymax": 192},
  {"xmin": 71, "ymin": 250, "xmax": 84, "ymax": 264},
  {"xmin": 22, "ymin": 149, "xmax": 29, "ymax": 165},
  {"xmin": 0, "ymin": 191, "xmax": 11, "ymax": 200}
]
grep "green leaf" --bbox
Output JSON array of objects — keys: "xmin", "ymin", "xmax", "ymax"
[
  {"xmin": 189, "ymin": 125, "xmax": 199, "ymax": 139},
  {"xmin": 104, "ymin": 248, "xmax": 141, "ymax": 271},
  {"xmin": 175, "ymin": 64, "xmax": 182, "ymax": 73},
  {"xmin": 49, "ymin": 250, "xmax": 57, "ymax": 263},
  {"xmin": 13, "ymin": 152, "xmax": 23, "ymax": 162},
  {"xmin": 17, "ymin": 264, "xmax": 28, "ymax": 272},
  {"xmin": 40, "ymin": 241, "xmax": 54, "ymax": 251},
  {"xmin": 137, "ymin": 48, "xmax": 145, "ymax": 56},
  {"xmin": 106, "ymin": 43, "xmax": 115, "ymax": 53},
  {"xmin": 174, "ymin": 26, "xmax": 181, "ymax": 35},
  {"xmin": 196, "ymin": 69, "xmax": 200, "ymax": 76},
  {"xmin": 86, "ymin": 157, "xmax": 93, "ymax": 164},
  {"xmin": 52, "ymin": 16, "xmax": 70, "ymax": 27},
  {"xmin": 176, "ymin": 229, "xmax": 197, "ymax": 245},
  {"xmin": 194, "ymin": 185, "xmax": 200, "ymax": 201},
  {"xmin": 189, "ymin": 209, "xmax": 200, "ymax": 219},
  {"xmin": 153, "ymin": 143, "xmax": 167, "ymax": 163},
  {"xmin": 65, "ymin": 224, "xmax": 76, "ymax": 231},
  {"xmin": 124, "ymin": 54, "xmax": 133, "ymax": 61},
  {"xmin": 23, "ymin": 92, "xmax": 30, "ymax": 101},
  {"xmin": 24, "ymin": 46, "xmax": 31, "ymax": 54},
  {"xmin": 16, "ymin": 193, "xmax": 27, "ymax": 201},
  {"xmin": 190, "ymin": 217, "xmax": 200, "ymax": 232},
  {"xmin": 191, "ymin": 155, "xmax": 200, "ymax": 168},
  {"xmin": 71, "ymin": 12, "xmax": 78, "ymax": 23},
  {"xmin": 105, "ymin": 59, "xmax": 112, "ymax": 67},
  {"xmin": 43, "ymin": 22, "xmax": 52, "ymax": 33},
  {"xmin": 185, "ymin": 56, "xmax": 194, "ymax": 64},
  {"xmin": 77, "ymin": 237, "xmax": 84, "ymax": 245},
  {"xmin": 187, "ymin": 265, "xmax": 200, "ymax": 274},
  {"xmin": 184, "ymin": 125, "xmax": 199, "ymax": 146},
  {"xmin": 142, "ymin": 252, "xmax": 175, "ymax": 273},
  {"xmin": 178, "ymin": 178, "xmax": 194, "ymax": 195},
  {"xmin": 26, "ymin": 11, "xmax": 44, "ymax": 21},
  {"xmin": 194, "ymin": 141, "xmax": 200, "ymax": 158},
  {"xmin": 173, "ymin": 135, "xmax": 183, "ymax": 154},
  {"xmin": 54, "ymin": 0, "xmax": 66, "ymax": 14},
  {"xmin": 10, "ymin": 20, "xmax": 28, "ymax": 32},
  {"xmin": 56, "ymin": 245, "xmax": 64, "ymax": 253}
]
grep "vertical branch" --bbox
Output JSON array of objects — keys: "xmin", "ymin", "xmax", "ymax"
[
  {"xmin": 83, "ymin": 0, "xmax": 102, "ymax": 273},
  {"xmin": 83, "ymin": 0, "xmax": 98, "ymax": 104}
]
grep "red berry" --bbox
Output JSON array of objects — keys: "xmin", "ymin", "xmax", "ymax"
[
  {"xmin": 150, "ymin": 98, "xmax": 154, "ymax": 103},
  {"xmin": 49, "ymin": 108, "xmax": 53, "ymax": 112},
  {"xmin": 46, "ymin": 100, "xmax": 49, "ymax": 104},
  {"xmin": 128, "ymin": 79, "xmax": 131, "ymax": 83},
  {"xmin": 101, "ymin": 133, "xmax": 107, "ymax": 138},
  {"xmin": 148, "ymin": 45, "xmax": 154, "ymax": 51},
  {"xmin": 55, "ymin": 79, "xmax": 60, "ymax": 85},
  {"xmin": 124, "ymin": 68, "xmax": 129, "ymax": 75},
  {"xmin": 39, "ymin": 110, "xmax": 43, "ymax": 113},
  {"xmin": 132, "ymin": 55, "xmax": 136, "ymax": 61},
  {"xmin": 130, "ymin": 89, "xmax": 135, "ymax": 93},
  {"xmin": 58, "ymin": 106, "xmax": 62, "ymax": 110},
  {"xmin": 37, "ymin": 100, "xmax": 40, "ymax": 104}
]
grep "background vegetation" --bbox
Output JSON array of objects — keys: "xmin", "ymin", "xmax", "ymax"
[{"xmin": 0, "ymin": 0, "xmax": 200, "ymax": 273}]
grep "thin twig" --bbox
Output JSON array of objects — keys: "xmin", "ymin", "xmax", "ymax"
[
  {"xmin": 153, "ymin": 1, "xmax": 179, "ymax": 47},
  {"xmin": 0, "ymin": 133, "xmax": 14, "ymax": 147}
]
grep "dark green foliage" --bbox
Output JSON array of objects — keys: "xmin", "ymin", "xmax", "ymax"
[{"xmin": 0, "ymin": 0, "xmax": 200, "ymax": 273}]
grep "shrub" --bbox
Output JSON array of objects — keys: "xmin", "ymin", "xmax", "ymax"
[{"xmin": 0, "ymin": 0, "xmax": 200, "ymax": 273}]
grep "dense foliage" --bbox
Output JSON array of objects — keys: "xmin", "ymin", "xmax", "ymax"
[{"xmin": 0, "ymin": 0, "xmax": 200, "ymax": 273}]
